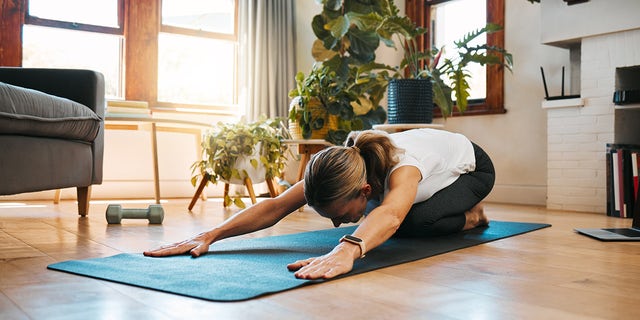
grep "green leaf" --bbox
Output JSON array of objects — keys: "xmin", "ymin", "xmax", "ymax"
[
  {"xmin": 233, "ymin": 197, "xmax": 246, "ymax": 209},
  {"xmin": 346, "ymin": 28, "xmax": 380, "ymax": 64},
  {"xmin": 432, "ymin": 77, "xmax": 454, "ymax": 118},
  {"xmin": 326, "ymin": 15, "xmax": 350, "ymax": 39},
  {"xmin": 310, "ymin": 117, "xmax": 324, "ymax": 130},
  {"xmin": 312, "ymin": 14, "xmax": 337, "ymax": 50},
  {"xmin": 223, "ymin": 195, "xmax": 232, "ymax": 207},
  {"xmin": 450, "ymin": 68, "xmax": 471, "ymax": 113}
]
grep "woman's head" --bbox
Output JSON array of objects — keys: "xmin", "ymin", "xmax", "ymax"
[
  {"xmin": 303, "ymin": 130, "xmax": 400, "ymax": 223},
  {"xmin": 304, "ymin": 146, "xmax": 366, "ymax": 209}
]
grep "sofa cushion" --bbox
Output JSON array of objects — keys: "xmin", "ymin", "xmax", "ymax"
[{"xmin": 0, "ymin": 82, "xmax": 102, "ymax": 142}]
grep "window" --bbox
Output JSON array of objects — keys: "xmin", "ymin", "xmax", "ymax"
[
  {"xmin": 158, "ymin": 0, "xmax": 238, "ymax": 111},
  {"xmin": 15, "ymin": 0, "xmax": 239, "ymax": 113},
  {"xmin": 431, "ymin": 0, "xmax": 486, "ymax": 101},
  {"xmin": 23, "ymin": 0, "xmax": 124, "ymax": 98},
  {"xmin": 406, "ymin": 0, "xmax": 506, "ymax": 117}
]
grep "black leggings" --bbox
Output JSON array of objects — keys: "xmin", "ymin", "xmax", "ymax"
[{"xmin": 393, "ymin": 142, "xmax": 495, "ymax": 237}]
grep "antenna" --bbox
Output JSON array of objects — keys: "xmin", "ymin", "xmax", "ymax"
[
  {"xmin": 540, "ymin": 67, "xmax": 549, "ymax": 99},
  {"xmin": 561, "ymin": 66, "xmax": 565, "ymax": 96}
]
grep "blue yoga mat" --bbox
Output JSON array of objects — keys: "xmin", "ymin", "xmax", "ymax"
[{"xmin": 48, "ymin": 221, "xmax": 550, "ymax": 301}]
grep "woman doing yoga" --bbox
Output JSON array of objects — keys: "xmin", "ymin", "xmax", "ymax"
[{"xmin": 144, "ymin": 128, "xmax": 495, "ymax": 280}]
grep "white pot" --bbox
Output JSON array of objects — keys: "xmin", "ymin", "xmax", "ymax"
[{"xmin": 223, "ymin": 143, "xmax": 267, "ymax": 185}]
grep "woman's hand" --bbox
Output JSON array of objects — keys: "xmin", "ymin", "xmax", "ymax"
[
  {"xmin": 286, "ymin": 243, "xmax": 359, "ymax": 279},
  {"xmin": 143, "ymin": 231, "xmax": 214, "ymax": 258}
]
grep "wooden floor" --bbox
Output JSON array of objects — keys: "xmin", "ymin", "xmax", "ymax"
[{"xmin": 1, "ymin": 198, "xmax": 639, "ymax": 320}]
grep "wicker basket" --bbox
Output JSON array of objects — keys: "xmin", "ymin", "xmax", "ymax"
[
  {"xmin": 387, "ymin": 78, "xmax": 434, "ymax": 124},
  {"xmin": 288, "ymin": 97, "xmax": 339, "ymax": 140}
]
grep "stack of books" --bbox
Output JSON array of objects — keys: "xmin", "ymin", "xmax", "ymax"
[
  {"xmin": 106, "ymin": 100, "xmax": 151, "ymax": 118},
  {"xmin": 606, "ymin": 144, "xmax": 640, "ymax": 218}
]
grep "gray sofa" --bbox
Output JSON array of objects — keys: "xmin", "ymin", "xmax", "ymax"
[{"xmin": 0, "ymin": 68, "xmax": 105, "ymax": 216}]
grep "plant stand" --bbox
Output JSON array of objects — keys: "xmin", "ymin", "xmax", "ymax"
[{"xmin": 188, "ymin": 174, "xmax": 278, "ymax": 211}]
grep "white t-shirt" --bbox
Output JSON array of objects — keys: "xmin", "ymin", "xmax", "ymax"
[{"xmin": 382, "ymin": 128, "xmax": 476, "ymax": 204}]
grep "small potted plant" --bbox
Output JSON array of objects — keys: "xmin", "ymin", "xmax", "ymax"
[
  {"xmin": 288, "ymin": 58, "xmax": 389, "ymax": 145},
  {"xmin": 191, "ymin": 117, "xmax": 290, "ymax": 208}
]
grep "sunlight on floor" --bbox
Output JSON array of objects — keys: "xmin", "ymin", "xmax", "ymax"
[
  {"xmin": 90, "ymin": 199, "xmax": 169, "ymax": 205},
  {"xmin": 0, "ymin": 202, "xmax": 47, "ymax": 209}
]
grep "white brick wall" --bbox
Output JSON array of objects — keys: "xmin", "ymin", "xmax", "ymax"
[{"xmin": 546, "ymin": 29, "xmax": 640, "ymax": 213}]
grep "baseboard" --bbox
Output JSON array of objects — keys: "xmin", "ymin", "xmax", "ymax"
[
  {"xmin": 0, "ymin": 180, "xmax": 273, "ymax": 201},
  {"xmin": 1, "ymin": 181, "xmax": 548, "ymax": 207},
  {"xmin": 486, "ymin": 184, "xmax": 547, "ymax": 206}
]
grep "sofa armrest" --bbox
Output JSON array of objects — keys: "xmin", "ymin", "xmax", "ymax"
[
  {"xmin": 0, "ymin": 67, "xmax": 105, "ymax": 118},
  {"xmin": 0, "ymin": 67, "xmax": 105, "ymax": 184}
]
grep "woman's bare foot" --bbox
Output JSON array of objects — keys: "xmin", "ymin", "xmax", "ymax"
[{"xmin": 463, "ymin": 204, "xmax": 489, "ymax": 230}]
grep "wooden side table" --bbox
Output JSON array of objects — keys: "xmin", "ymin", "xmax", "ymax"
[
  {"xmin": 188, "ymin": 175, "xmax": 278, "ymax": 211},
  {"xmin": 283, "ymin": 139, "xmax": 334, "ymax": 182},
  {"xmin": 68, "ymin": 116, "xmax": 211, "ymax": 204},
  {"xmin": 372, "ymin": 123, "xmax": 444, "ymax": 133}
]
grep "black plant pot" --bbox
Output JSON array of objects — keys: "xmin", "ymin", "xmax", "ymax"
[{"xmin": 387, "ymin": 78, "xmax": 434, "ymax": 124}]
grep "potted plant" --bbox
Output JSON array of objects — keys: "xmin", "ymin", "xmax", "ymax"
[
  {"xmin": 288, "ymin": 0, "xmax": 399, "ymax": 145},
  {"xmin": 288, "ymin": 57, "xmax": 389, "ymax": 145},
  {"xmin": 290, "ymin": 0, "xmax": 514, "ymax": 141},
  {"xmin": 389, "ymin": 22, "xmax": 514, "ymax": 119},
  {"xmin": 190, "ymin": 117, "xmax": 290, "ymax": 208}
]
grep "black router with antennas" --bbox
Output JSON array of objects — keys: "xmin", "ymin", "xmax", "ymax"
[{"xmin": 540, "ymin": 66, "xmax": 580, "ymax": 100}]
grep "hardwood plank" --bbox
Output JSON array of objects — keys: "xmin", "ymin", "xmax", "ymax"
[
  {"xmin": 1, "ymin": 199, "xmax": 639, "ymax": 319},
  {"xmin": 0, "ymin": 290, "xmax": 28, "ymax": 320}
]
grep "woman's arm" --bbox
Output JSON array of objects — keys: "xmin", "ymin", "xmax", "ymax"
[
  {"xmin": 144, "ymin": 180, "xmax": 307, "ymax": 257},
  {"xmin": 350, "ymin": 166, "xmax": 420, "ymax": 250},
  {"xmin": 289, "ymin": 166, "xmax": 420, "ymax": 279}
]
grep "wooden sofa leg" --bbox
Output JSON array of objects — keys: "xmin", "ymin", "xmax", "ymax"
[
  {"xmin": 77, "ymin": 186, "xmax": 91, "ymax": 216},
  {"xmin": 53, "ymin": 189, "xmax": 62, "ymax": 204}
]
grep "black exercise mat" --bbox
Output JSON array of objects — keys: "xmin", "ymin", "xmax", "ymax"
[{"xmin": 47, "ymin": 220, "xmax": 550, "ymax": 301}]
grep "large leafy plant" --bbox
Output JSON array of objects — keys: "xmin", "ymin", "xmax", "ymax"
[
  {"xmin": 289, "ymin": 0, "xmax": 405, "ymax": 145},
  {"xmin": 191, "ymin": 117, "xmax": 290, "ymax": 208}
]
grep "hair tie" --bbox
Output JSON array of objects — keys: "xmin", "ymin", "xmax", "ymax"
[{"xmin": 351, "ymin": 145, "xmax": 361, "ymax": 154}]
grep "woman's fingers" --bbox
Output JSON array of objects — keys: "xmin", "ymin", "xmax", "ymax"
[
  {"xmin": 286, "ymin": 258, "xmax": 313, "ymax": 271},
  {"xmin": 288, "ymin": 255, "xmax": 352, "ymax": 280},
  {"xmin": 144, "ymin": 232, "xmax": 213, "ymax": 257},
  {"xmin": 143, "ymin": 242, "xmax": 193, "ymax": 257},
  {"xmin": 189, "ymin": 243, "xmax": 211, "ymax": 257}
]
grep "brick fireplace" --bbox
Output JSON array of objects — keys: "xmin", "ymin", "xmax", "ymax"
[{"xmin": 544, "ymin": 29, "xmax": 640, "ymax": 213}]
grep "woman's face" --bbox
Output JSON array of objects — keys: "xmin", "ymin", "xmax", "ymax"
[{"xmin": 313, "ymin": 194, "xmax": 369, "ymax": 228}]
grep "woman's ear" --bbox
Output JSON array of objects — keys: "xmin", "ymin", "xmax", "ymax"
[{"xmin": 362, "ymin": 184, "xmax": 372, "ymax": 198}]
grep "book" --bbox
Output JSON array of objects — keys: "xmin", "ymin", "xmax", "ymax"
[
  {"xmin": 606, "ymin": 148, "xmax": 615, "ymax": 217},
  {"xmin": 607, "ymin": 144, "xmax": 640, "ymax": 218},
  {"xmin": 105, "ymin": 112, "xmax": 152, "ymax": 119},
  {"xmin": 106, "ymin": 99, "xmax": 149, "ymax": 109},
  {"xmin": 613, "ymin": 149, "xmax": 622, "ymax": 217},
  {"xmin": 106, "ymin": 106, "xmax": 152, "ymax": 114},
  {"xmin": 633, "ymin": 151, "xmax": 639, "ymax": 203}
]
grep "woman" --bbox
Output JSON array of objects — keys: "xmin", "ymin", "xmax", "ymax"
[{"xmin": 144, "ymin": 128, "xmax": 495, "ymax": 280}]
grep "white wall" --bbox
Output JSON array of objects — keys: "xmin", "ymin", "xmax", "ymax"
[
  {"xmin": 541, "ymin": 0, "xmax": 640, "ymax": 46},
  {"xmin": 1, "ymin": 1, "xmax": 578, "ymax": 207},
  {"xmin": 443, "ymin": 0, "xmax": 569, "ymax": 206}
]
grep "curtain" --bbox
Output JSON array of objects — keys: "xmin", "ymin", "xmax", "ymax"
[{"xmin": 238, "ymin": 0, "xmax": 296, "ymax": 121}]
